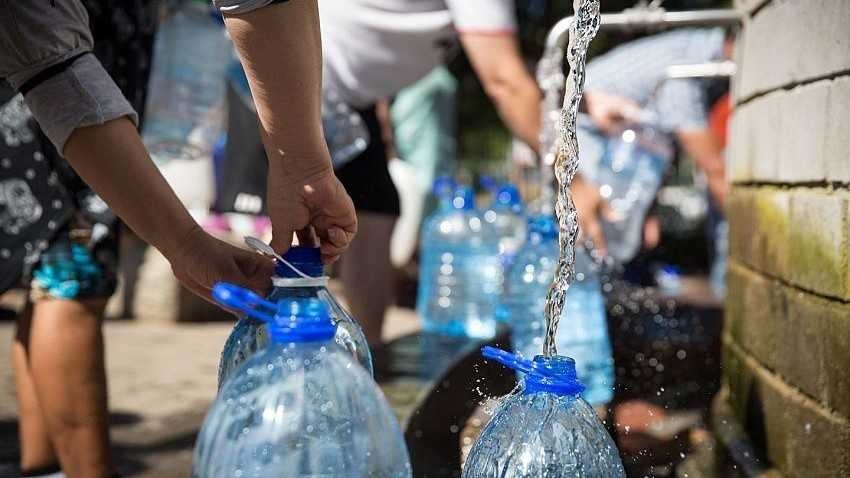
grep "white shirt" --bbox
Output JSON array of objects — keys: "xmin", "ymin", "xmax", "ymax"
[{"xmin": 319, "ymin": 0, "xmax": 517, "ymax": 108}]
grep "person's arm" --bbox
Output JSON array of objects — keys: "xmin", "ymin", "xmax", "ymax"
[
  {"xmin": 219, "ymin": 1, "xmax": 357, "ymax": 262},
  {"xmin": 582, "ymin": 89, "xmax": 644, "ymax": 134},
  {"xmin": 677, "ymin": 128, "xmax": 727, "ymax": 208},
  {"xmin": 459, "ymin": 33, "xmax": 542, "ymax": 152},
  {"xmin": 2, "ymin": 1, "xmax": 273, "ymax": 298},
  {"xmin": 63, "ymin": 119, "xmax": 275, "ymax": 298}
]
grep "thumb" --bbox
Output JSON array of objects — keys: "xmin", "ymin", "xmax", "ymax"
[{"xmin": 230, "ymin": 249, "xmax": 275, "ymax": 296}]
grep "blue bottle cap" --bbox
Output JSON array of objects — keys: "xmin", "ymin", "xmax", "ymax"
[
  {"xmin": 274, "ymin": 246, "xmax": 324, "ymax": 278},
  {"xmin": 479, "ymin": 174, "xmax": 498, "ymax": 193},
  {"xmin": 432, "ymin": 176, "xmax": 456, "ymax": 198},
  {"xmin": 452, "ymin": 186, "xmax": 476, "ymax": 211},
  {"xmin": 495, "ymin": 184, "xmax": 521, "ymax": 206},
  {"xmin": 268, "ymin": 298, "xmax": 336, "ymax": 343},
  {"xmin": 481, "ymin": 346, "xmax": 585, "ymax": 397},
  {"xmin": 527, "ymin": 214, "xmax": 558, "ymax": 241}
]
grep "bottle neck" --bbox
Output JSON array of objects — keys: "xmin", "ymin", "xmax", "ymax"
[{"xmin": 271, "ymin": 276, "xmax": 329, "ymax": 288}]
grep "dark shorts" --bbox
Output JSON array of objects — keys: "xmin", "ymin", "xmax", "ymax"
[
  {"xmin": 215, "ymin": 99, "xmax": 400, "ymax": 217},
  {"xmin": 336, "ymin": 107, "xmax": 400, "ymax": 217},
  {"xmin": 29, "ymin": 213, "xmax": 119, "ymax": 301}
]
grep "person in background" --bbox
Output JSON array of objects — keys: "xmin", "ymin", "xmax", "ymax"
[
  {"xmin": 387, "ymin": 66, "xmax": 459, "ymax": 269},
  {"xmin": 576, "ymin": 28, "xmax": 733, "ymax": 254},
  {"xmin": 0, "ymin": 1, "xmax": 356, "ymax": 476},
  {"xmin": 318, "ymin": 0, "xmax": 549, "ymax": 347},
  {"xmin": 1, "ymin": 3, "xmax": 159, "ymax": 476}
]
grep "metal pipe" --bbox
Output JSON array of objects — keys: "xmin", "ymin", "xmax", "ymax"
[
  {"xmin": 665, "ymin": 61, "xmax": 737, "ymax": 80},
  {"xmin": 545, "ymin": 8, "xmax": 742, "ymax": 50}
]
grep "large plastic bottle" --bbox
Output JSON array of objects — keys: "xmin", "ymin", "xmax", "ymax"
[
  {"xmin": 217, "ymin": 246, "xmax": 372, "ymax": 387},
  {"xmin": 417, "ymin": 185, "xmax": 501, "ymax": 338},
  {"xmin": 195, "ymin": 292, "xmax": 411, "ymax": 477},
  {"xmin": 499, "ymin": 215, "xmax": 614, "ymax": 405},
  {"xmin": 141, "ymin": 1, "xmax": 232, "ymax": 164},
  {"xmin": 482, "ymin": 183, "xmax": 526, "ymax": 260},
  {"xmin": 463, "ymin": 347, "xmax": 625, "ymax": 478},
  {"xmin": 593, "ymin": 120, "xmax": 674, "ymax": 264}
]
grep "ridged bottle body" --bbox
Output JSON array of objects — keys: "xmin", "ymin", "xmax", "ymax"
[
  {"xmin": 593, "ymin": 125, "xmax": 673, "ymax": 264},
  {"xmin": 463, "ymin": 390, "xmax": 624, "ymax": 478},
  {"xmin": 142, "ymin": 3, "xmax": 231, "ymax": 163},
  {"xmin": 417, "ymin": 204, "xmax": 502, "ymax": 339},
  {"xmin": 195, "ymin": 341, "xmax": 410, "ymax": 477}
]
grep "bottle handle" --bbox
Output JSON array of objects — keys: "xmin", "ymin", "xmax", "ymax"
[{"xmin": 212, "ymin": 282, "xmax": 276, "ymax": 322}]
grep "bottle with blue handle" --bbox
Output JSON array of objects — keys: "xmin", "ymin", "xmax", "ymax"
[
  {"xmin": 499, "ymin": 215, "xmax": 614, "ymax": 405},
  {"xmin": 463, "ymin": 347, "xmax": 624, "ymax": 477},
  {"xmin": 218, "ymin": 245, "xmax": 372, "ymax": 388},
  {"xmin": 195, "ymin": 290, "xmax": 411, "ymax": 477},
  {"xmin": 417, "ymin": 184, "xmax": 501, "ymax": 338},
  {"xmin": 591, "ymin": 117, "xmax": 674, "ymax": 264},
  {"xmin": 482, "ymin": 183, "xmax": 526, "ymax": 260}
]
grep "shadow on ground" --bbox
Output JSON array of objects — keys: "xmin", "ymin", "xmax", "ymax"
[{"xmin": 0, "ymin": 410, "xmax": 204, "ymax": 478}]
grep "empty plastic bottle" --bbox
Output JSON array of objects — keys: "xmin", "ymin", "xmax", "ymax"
[
  {"xmin": 142, "ymin": 1, "xmax": 232, "ymax": 164},
  {"xmin": 417, "ymin": 185, "xmax": 501, "ymax": 338},
  {"xmin": 195, "ymin": 291, "xmax": 411, "ymax": 477},
  {"xmin": 482, "ymin": 183, "xmax": 526, "ymax": 259},
  {"xmin": 593, "ymin": 119, "xmax": 674, "ymax": 264},
  {"xmin": 499, "ymin": 215, "xmax": 614, "ymax": 405},
  {"xmin": 463, "ymin": 347, "xmax": 625, "ymax": 478},
  {"xmin": 218, "ymin": 246, "xmax": 372, "ymax": 388}
]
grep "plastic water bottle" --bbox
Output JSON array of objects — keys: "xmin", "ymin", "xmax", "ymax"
[
  {"xmin": 593, "ymin": 120, "xmax": 673, "ymax": 264},
  {"xmin": 463, "ymin": 347, "xmax": 625, "ymax": 477},
  {"xmin": 218, "ymin": 246, "xmax": 372, "ymax": 388},
  {"xmin": 195, "ymin": 291, "xmax": 411, "ymax": 477},
  {"xmin": 417, "ymin": 185, "xmax": 501, "ymax": 338},
  {"xmin": 142, "ymin": 1, "xmax": 232, "ymax": 164},
  {"xmin": 482, "ymin": 183, "xmax": 526, "ymax": 260},
  {"xmin": 499, "ymin": 215, "xmax": 614, "ymax": 405}
]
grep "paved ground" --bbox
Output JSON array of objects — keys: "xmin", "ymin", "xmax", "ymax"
[{"xmin": 0, "ymin": 291, "xmax": 419, "ymax": 477}]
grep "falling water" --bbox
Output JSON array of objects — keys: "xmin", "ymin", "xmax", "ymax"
[
  {"xmin": 542, "ymin": 0, "xmax": 601, "ymax": 356},
  {"xmin": 535, "ymin": 43, "xmax": 565, "ymax": 216}
]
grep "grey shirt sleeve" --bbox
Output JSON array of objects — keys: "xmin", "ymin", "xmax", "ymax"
[{"xmin": 0, "ymin": 0, "xmax": 137, "ymax": 152}]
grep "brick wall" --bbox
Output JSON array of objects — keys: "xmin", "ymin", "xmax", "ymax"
[{"xmin": 723, "ymin": 0, "xmax": 850, "ymax": 476}]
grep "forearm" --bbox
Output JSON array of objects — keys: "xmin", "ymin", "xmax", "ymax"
[
  {"xmin": 487, "ymin": 75, "xmax": 542, "ymax": 153},
  {"xmin": 222, "ymin": 1, "xmax": 331, "ymax": 177},
  {"xmin": 677, "ymin": 129, "xmax": 727, "ymax": 207},
  {"xmin": 461, "ymin": 34, "xmax": 542, "ymax": 153},
  {"xmin": 63, "ymin": 118, "xmax": 197, "ymax": 257}
]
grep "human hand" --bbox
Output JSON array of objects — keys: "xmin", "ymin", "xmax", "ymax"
[
  {"xmin": 572, "ymin": 174, "xmax": 618, "ymax": 258},
  {"xmin": 266, "ymin": 159, "xmax": 357, "ymax": 264},
  {"xmin": 583, "ymin": 90, "xmax": 644, "ymax": 134},
  {"xmin": 169, "ymin": 225, "xmax": 275, "ymax": 299}
]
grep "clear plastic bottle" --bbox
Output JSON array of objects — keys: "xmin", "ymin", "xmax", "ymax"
[
  {"xmin": 463, "ymin": 347, "xmax": 624, "ymax": 478},
  {"xmin": 417, "ymin": 185, "xmax": 501, "ymax": 338},
  {"xmin": 195, "ymin": 293, "xmax": 411, "ymax": 477},
  {"xmin": 482, "ymin": 183, "xmax": 527, "ymax": 260},
  {"xmin": 217, "ymin": 246, "xmax": 372, "ymax": 388},
  {"xmin": 141, "ymin": 1, "xmax": 232, "ymax": 164},
  {"xmin": 594, "ymin": 121, "xmax": 674, "ymax": 264},
  {"xmin": 499, "ymin": 215, "xmax": 614, "ymax": 405}
]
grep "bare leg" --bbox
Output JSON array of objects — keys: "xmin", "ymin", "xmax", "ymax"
[
  {"xmin": 12, "ymin": 305, "xmax": 58, "ymax": 471},
  {"xmin": 27, "ymin": 299, "xmax": 113, "ymax": 478},
  {"xmin": 340, "ymin": 212, "xmax": 396, "ymax": 346}
]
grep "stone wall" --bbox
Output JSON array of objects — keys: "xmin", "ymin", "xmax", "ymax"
[{"xmin": 722, "ymin": 0, "xmax": 850, "ymax": 476}]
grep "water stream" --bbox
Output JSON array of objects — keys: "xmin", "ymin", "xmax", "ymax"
[{"xmin": 542, "ymin": 0, "xmax": 601, "ymax": 357}]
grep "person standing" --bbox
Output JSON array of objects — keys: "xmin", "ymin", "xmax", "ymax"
[{"xmin": 0, "ymin": 1, "xmax": 356, "ymax": 475}]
